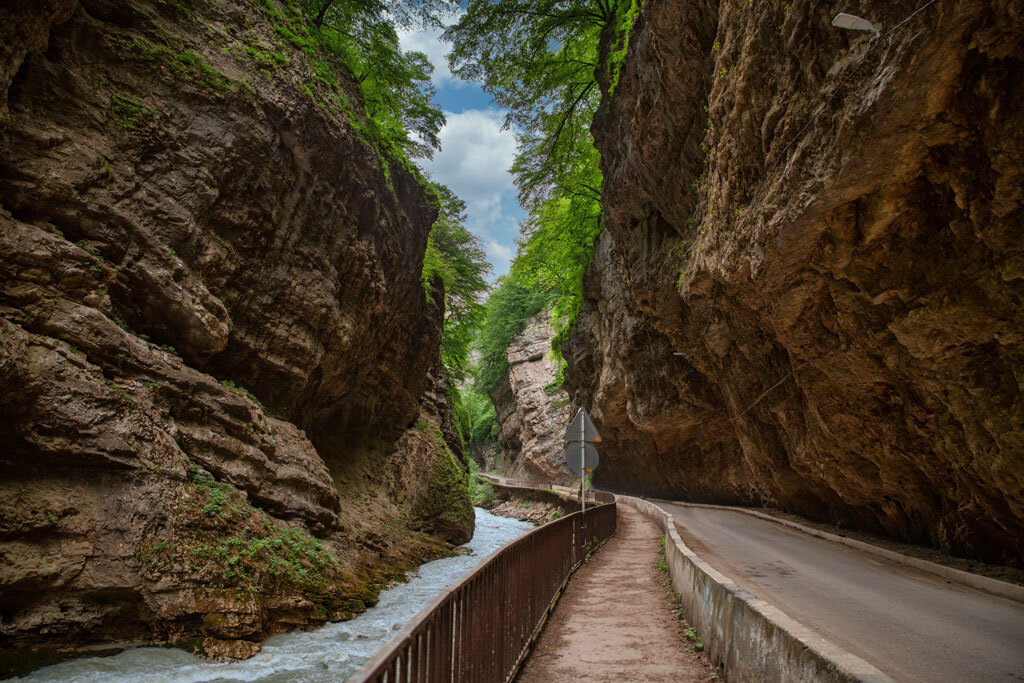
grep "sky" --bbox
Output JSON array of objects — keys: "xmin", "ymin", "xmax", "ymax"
[{"xmin": 397, "ymin": 22, "xmax": 524, "ymax": 279}]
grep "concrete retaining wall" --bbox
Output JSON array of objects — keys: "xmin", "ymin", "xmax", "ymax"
[{"xmin": 618, "ymin": 496, "xmax": 895, "ymax": 683}]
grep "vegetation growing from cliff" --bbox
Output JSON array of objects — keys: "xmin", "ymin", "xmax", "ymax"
[
  {"xmin": 246, "ymin": 0, "xmax": 453, "ymax": 173},
  {"xmin": 423, "ymin": 185, "xmax": 491, "ymax": 380},
  {"xmin": 463, "ymin": 387, "xmax": 499, "ymax": 445},
  {"xmin": 472, "ymin": 276, "xmax": 555, "ymax": 396},
  {"xmin": 449, "ymin": 0, "xmax": 638, "ymax": 385},
  {"xmin": 468, "ymin": 459, "xmax": 495, "ymax": 506},
  {"xmin": 170, "ymin": 459, "xmax": 349, "ymax": 595}
]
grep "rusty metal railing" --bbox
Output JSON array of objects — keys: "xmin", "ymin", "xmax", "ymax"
[
  {"xmin": 479, "ymin": 474, "xmax": 613, "ymax": 505},
  {"xmin": 349, "ymin": 501, "xmax": 617, "ymax": 683}
]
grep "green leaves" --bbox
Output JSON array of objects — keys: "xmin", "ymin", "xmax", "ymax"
[
  {"xmin": 446, "ymin": 0, "xmax": 614, "ymax": 208},
  {"xmin": 447, "ymin": 0, "xmax": 640, "ymax": 391},
  {"xmin": 473, "ymin": 276, "xmax": 556, "ymax": 396},
  {"xmin": 423, "ymin": 184, "xmax": 492, "ymax": 381},
  {"xmin": 294, "ymin": 0, "xmax": 454, "ymax": 160}
]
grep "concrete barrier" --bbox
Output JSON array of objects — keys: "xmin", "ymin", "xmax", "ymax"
[{"xmin": 618, "ymin": 496, "xmax": 896, "ymax": 683}]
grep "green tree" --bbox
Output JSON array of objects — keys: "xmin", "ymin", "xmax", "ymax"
[
  {"xmin": 298, "ymin": 0, "xmax": 456, "ymax": 159},
  {"xmin": 446, "ymin": 0, "xmax": 639, "ymax": 380},
  {"xmin": 445, "ymin": 0, "xmax": 637, "ymax": 206},
  {"xmin": 423, "ymin": 184, "xmax": 492, "ymax": 380},
  {"xmin": 462, "ymin": 386, "xmax": 499, "ymax": 445},
  {"xmin": 472, "ymin": 275, "xmax": 555, "ymax": 396}
]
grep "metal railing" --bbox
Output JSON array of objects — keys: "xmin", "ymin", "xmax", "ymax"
[
  {"xmin": 350, "ymin": 500, "xmax": 617, "ymax": 683},
  {"xmin": 479, "ymin": 473, "xmax": 613, "ymax": 505}
]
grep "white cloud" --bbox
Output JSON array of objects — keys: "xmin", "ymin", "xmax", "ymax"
[
  {"xmin": 486, "ymin": 240, "xmax": 515, "ymax": 276},
  {"xmin": 422, "ymin": 109, "xmax": 517, "ymax": 203},
  {"xmin": 396, "ymin": 12, "xmax": 465, "ymax": 88},
  {"xmin": 421, "ymin": 109, "xmax": 522, "ymax": 278}
]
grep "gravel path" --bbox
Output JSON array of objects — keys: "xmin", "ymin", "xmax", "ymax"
[{"xmin": 518, "ymin": 504, "xmax": 715, "ymax": 682}]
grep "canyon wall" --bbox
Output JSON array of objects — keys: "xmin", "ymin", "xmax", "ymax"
[
  {"xmin": 566, "ymin": 0, "xmax": 1024, "ymax": 564},
  {"xmin": 490, "ymin": 313, "xmax": 575, "ymax": 485},
  {"xmin": 0, "ymin": 0, "xmax": 472, "ymax": 663}
]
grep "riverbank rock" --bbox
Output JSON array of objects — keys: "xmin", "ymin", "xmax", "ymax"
[
  {"xmin": 490, "ymin": 312, "xmax": 575, "ymax": 485},
  {"xmin": 0, "ymin": 0, "xmax": 473, "ymax": 664},
  {"xmin": 485, "ymin": 484, "xmax": 576, "ymax": 526},
  {"xmin": 566, "ymin": 0, "xmax": 1024, "ymax": 564}
]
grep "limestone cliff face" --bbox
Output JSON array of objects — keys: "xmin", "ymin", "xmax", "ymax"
[
  {"xmin": 567, "ymin": 0, "xmax": 1024, "ymax": 564},
  {"xmin": 490, "ymin": 313, "xmax": 575, "ymax": 485},
  {"xmin": 0, "ymin": 0, "xmax": 472, "ymax": 661}
]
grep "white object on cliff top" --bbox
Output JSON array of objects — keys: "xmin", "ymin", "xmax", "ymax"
[{"xmin": 832, "ymin": 12, "xmax": 880, "ymax": 34}]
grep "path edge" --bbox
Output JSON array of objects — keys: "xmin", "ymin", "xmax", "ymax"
[
  {"xmin": 652, "ymin": 499, "xmax": 1024, "ymax": 604},
  {"xmin": 618, "ymin": 495, "xmax": 896, "ymax": 683}
]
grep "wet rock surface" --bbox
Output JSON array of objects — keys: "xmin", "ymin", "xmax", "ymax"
[
  {"xmin": 567, "ymin": 0, "xmax": 1024, "ymax": 564},
  {"xmin": 0, "ymin": 0, "xmax": 473, "ymax": 664},
  {"xmin": 490, "ymin": 313, "xmax": 575, "ymax": 485}
]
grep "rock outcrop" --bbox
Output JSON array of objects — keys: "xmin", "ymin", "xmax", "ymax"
[
  {"xmin": 490, "ymin": 313, "xmax": 575, "ymax": 485},
  {"xmin": 0, "ymin": 0, "xmax": 472, "ymax": 664},
  {"xmin": 566, "ymin": 0, "xmax": 1024, "ymax": 564}
]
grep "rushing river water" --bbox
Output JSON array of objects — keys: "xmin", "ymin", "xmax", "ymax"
[{"xmin": 23, "ymin": 508, "xmax": 533, "ymax": 683}]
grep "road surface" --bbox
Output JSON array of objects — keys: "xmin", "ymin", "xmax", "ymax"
[{"xmin": 655, "ymin": 502, "xmax": 1024, "ymax": 683}]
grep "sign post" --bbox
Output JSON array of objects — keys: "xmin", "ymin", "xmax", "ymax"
[{"xmin": 564, "ymin": 407, "xmax": 600, "ymax": 553}]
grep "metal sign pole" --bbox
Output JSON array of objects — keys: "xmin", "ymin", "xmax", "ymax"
[
  {"xmin": 564, "ymin": 407, "xmax": 600, "ymax": 557},
  {"xmin": 579, "ymin": 407, "xmax": 585, "ymax": 551}
]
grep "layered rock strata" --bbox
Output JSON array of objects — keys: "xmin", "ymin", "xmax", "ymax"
[
  {"xmin": 490, "ymin": 313, "xmax": 575, "ymax": 485},
  {"xmin": 0, "ymin": 0, "xmax": 472, "ymax": 664},
  {"xmin": 566, "ymin": 0, "xmax": 1024, "ymax": 564}
]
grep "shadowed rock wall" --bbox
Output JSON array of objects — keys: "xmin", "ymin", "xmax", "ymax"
[
  {"xmin": 566, "ymin": 0, "xmax": 1023, "ymax": 564},
  {"xmin": 0, "ymin": 0, "xmax": 472, "ymax": 662}
]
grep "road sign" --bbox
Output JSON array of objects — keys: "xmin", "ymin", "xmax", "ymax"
[
  {"xmin": 563, "ymin": 408, "xmax": 601, "ymax": 443},
  {"xmin": 565, "ymin": 442, "xmax": 599, "ymax": 475}
]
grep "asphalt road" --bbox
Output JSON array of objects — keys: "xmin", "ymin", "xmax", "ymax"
[{"xmin": 655, "ymin": 502, "xmax": 1024, "ymax": 683}]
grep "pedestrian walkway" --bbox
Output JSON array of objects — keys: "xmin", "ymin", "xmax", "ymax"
[{"xmin": 518, "ymin": 504, "xmax": 715, "ymax": 682}]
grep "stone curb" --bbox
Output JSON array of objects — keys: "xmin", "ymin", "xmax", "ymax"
[
  {"xmin": 651, "ymin": 499, "xmax": 1024, "ymax": 605},
  {"xmin": 619, "ymin": 495, "xmax": 896, "ymax": 683}
]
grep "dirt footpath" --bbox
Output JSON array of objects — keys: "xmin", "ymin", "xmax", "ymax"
[{"xmin": 518, "ymin": 504, "xmax": 716, "ymax": 682}]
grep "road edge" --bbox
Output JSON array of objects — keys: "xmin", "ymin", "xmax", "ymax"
[
  {"xmin": 618, "ymin": 495, "xmax": 896, "ymax": 683},
  {"xmin": 652, "ymin": 499, "xmax": 1024, "ymax": 605}
]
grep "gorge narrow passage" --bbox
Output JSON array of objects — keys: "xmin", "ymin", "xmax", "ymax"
[
  {"xmin": 518, "ymin": 504, "xmax": 715, "ymax": 682},
  {"xmin": 656, "ymin": 502, "xmax": 1024, "ymax": 683}
]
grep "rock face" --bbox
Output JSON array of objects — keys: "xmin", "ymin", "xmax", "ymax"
[
  {"xmin": 566, "ymin": 0, "xmax": 1024, "ymax": 565},
  {"xmin": 490, "ymin": 313, "xmax": 575, "ymax": 485},
  {"xmin": 0, "ymin": 0, "xmax": 472, "ymax": 662}
]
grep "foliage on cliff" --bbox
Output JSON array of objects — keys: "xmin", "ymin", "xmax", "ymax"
[
  {"xmin": 472, "ymin": 276, "xmax": 555, "ymax": 396},
  {"xmin": 451, "ymin": 0, "xmax": 638, "ymax": 392},
  {"xmin": 285, "ymin": 0, "xmax": 456, "ymax": 162},
  {"xmin": 423, "ymin": 185, "xmax": 491, "ymax": 381}
]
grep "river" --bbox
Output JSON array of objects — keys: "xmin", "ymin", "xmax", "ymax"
[{"xmin": 21, "ymin": 508, "xmax": 533, "ymax": 682}]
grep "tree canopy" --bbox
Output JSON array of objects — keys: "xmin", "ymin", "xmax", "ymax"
[
  {"xmin": 445, "ymin": 0, "xmax": 628, "ymax": 208},
  {"xmin": 296, "ymin": 0, "xmax": 457, "ymax": 159},
  {"xmin": 449, "ymin": 0, "xmax": 639, "ymax": 396},
  {"xmin": 423, "ymin": 184, "xmax": 492, "ymax": 381}
]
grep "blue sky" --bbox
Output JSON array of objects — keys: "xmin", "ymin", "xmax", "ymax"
[{"xmin": 397, "ymin": 22, "xmax": 525, "ymax": 278}]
